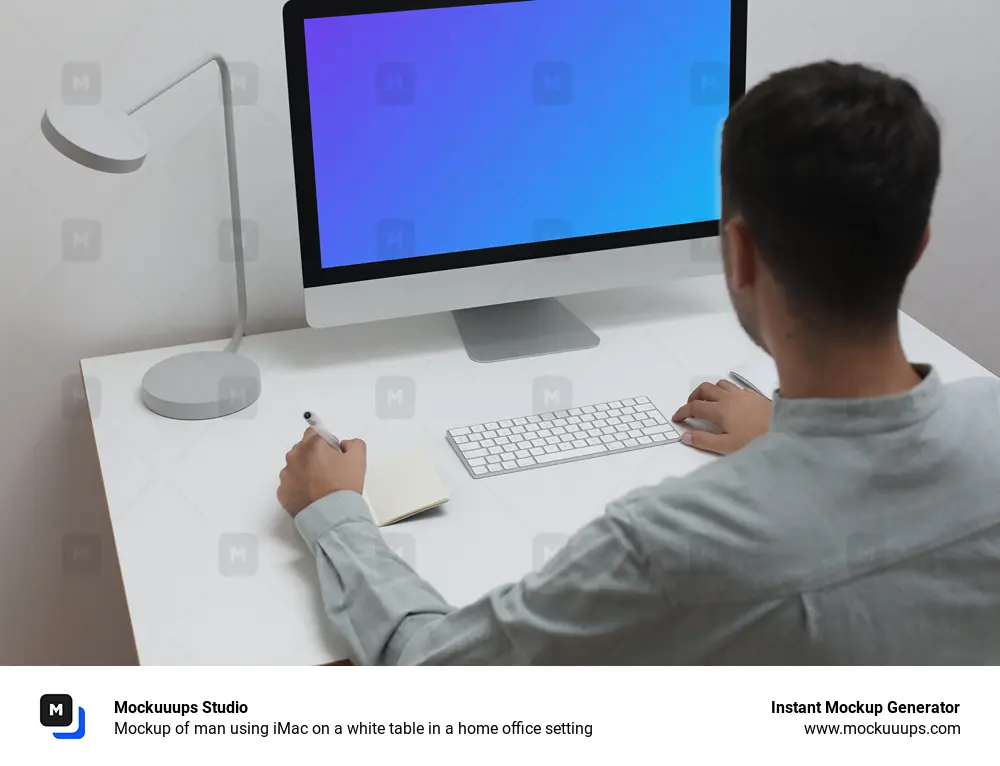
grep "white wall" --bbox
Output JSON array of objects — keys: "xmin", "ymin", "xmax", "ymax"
[{"xmin": 0, "ymin": 0, "xmax": 997, "ymax": 663}]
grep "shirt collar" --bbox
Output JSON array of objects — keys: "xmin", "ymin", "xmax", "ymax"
[{"xmin": 769, "ymin": 365, "xmax": 944, "ymax": 437}]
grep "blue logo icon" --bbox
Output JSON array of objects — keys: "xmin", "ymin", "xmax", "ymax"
[{"xmin": 40, "ymin": 694, "xmax": 86, "ymax": 739}]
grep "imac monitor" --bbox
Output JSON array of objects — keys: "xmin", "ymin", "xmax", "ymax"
[{"xmin": 284, "ymin": 0, "xmax": 747, "ymax": 361}]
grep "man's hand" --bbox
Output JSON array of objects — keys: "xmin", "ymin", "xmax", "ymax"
[
  {"xmin": 278, "ymin": 428, "xmax": 367, "ymax": 517},
  {"xmin": 672, "ymin": 380, "xmax": 771, "ymax": 456}
]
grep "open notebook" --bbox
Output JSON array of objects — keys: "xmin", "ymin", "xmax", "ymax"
[{"xmin": 360, "ymin": 450, "xmax": 450, "ymax": 527}]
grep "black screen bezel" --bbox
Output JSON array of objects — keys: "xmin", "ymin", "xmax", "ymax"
[{"xmin": 283, "ymin": 0, "xmax": 749, "ymax": 289}]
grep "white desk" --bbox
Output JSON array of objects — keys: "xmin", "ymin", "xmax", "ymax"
[{"xmin": 81, "ymin": 276, "xmax": 995, "ymax": 665}]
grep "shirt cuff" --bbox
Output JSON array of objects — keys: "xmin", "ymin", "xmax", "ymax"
[{"xmin": 294, "ymin": 490, "xmax": 375, "ymax": 551}]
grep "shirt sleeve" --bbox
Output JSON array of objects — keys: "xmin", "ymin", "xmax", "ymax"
[{"xmin": 294, "ymin": 489, "xmax": 667, "ymax": 665}]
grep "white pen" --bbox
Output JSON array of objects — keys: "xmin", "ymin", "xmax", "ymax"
[{"xmin": 303, "ymin": 411, "xmax": 342, "ymax": 451}]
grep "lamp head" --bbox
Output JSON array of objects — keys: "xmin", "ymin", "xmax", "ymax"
[{"xmin": 42, "ymin": 102, "xmax": 149, "ymax": 174}]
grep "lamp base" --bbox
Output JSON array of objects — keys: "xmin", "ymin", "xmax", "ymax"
[{"xmin": 141, "ymin": 350, "xmax": 261, "ymax": 420}]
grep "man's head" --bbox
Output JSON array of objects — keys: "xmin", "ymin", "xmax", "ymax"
[{"xmin": 719, "ymin": 61, "xmax": 941, "ymax": 349}]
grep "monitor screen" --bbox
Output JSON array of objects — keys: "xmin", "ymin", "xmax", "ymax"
[{"xmin": 298, "ymin": 0, "xmax": 735, "ymax": 275}]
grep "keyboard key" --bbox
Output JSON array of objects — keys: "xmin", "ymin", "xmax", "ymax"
[
  {"xmin": 587, "ymin": 429, "xmax": 602, "ymax": 438},
  {"xmin": 502, "ymin": 461, "xmax": 517, "ymax": 470},
  {"xmin": 471, "ymin": 424, "xmax": 485, "ymax": 433},
  {"xmin": 628, "ymin": 430, "xmax": 643, "ymax": 439},
  {"xmin": 485, "ymin": 422, "xmax": 499, "ymax": 430},
  {"xmin": 531, "ymin": 439, "xmax": 546, "ymax": 448},
  {"xmin": 499, "ymin": 420, "xmax": 513, "ymax": 428},
  {"xmin": 489, "ymin": 447, "xmax": 504, "ymax": 455},
  {"xmin": 473, "ymin": 466, "xmax": 488, "ymax": 476},
  {"xmin": 512, "ymin": 426, "xmax": 526, "ymax": 434},
  {"xmin": 608, "ymin": 441, "xmax": 625, "ymax": 450},
  {"xmin": 642, "ymin": 419, "xmax": 657, "ymax": 428},
  {"xmin": 481, "ymin": 439, "xmax": 496, "ymax": 447},
  {"xmin": 624, "ymin": 439, "xmax": 639, "ymax": 448},
  {"xmin": 538, "ymin": 429, "xmax": 552, "ymax": 438},
  {"xmin": 601, "ymin": 426, "xmax": 616, "ymax": 435},
  {"xmin": 642, "ymin": 425, "xmax": 677, "ymax": 436},
  {"xmin": 607, "ymin": 417, "xmax": 621, "ymax": 425},
  {"xmin": 487, "ymin": 455, "xmax": 502, "ymax": 464},
  {"xmin": 621, "ymin": 414, "xmax": 635, "ymax": 423},
  {"xmin": 572, "ymin": 439, "xmax": 588, "ymax": 448},
  {"xmin": 544, "ymin": 445, "xmax": 560, "ymax": 454},
  {"xmin": 621, "ymin": 406, "xmax": 635, "ymax": 415},
  {"xmin": 513, "ymin": 418, "xmax": 527, "ymax": 426},
  {"xmin": 536, "ymin": 444, "xmax": 607, "ymax": 463},
  {"xmin": 622, "ymin": 398, "xmax": 636, "ymax": 406},
  {"xmin": 651, "ymin": 433, "xmax": 667, "ymax": 443},
  {"xmin": 609, "ymin": 401, "xmax": 623, "ymax": 408},
  {"xmin": 527, "ymin": 415, "xmax": 542, "ymax": 423},
  {"xmin": 450, "ymin": 427, "xmax": 471, "ymax": 437},
  {"xmin": 464, "ymin": 448, "xmax": 487, "ymax": 459},
  {"xmin": 596, "ymin": 403, "xmax": 609, "ymax": 411},
  {"xmin": 517, "ymin": 457, "xmax": 536, "ymax": 467},
  {"xmin": 636, "ymin": 397, "xmax": 649, "ymax": 404},
  {"xmin": 652, "ymin": 412, "xmax": 667, "ymax": 424},
  {"xmin": 541, "ymin": 413, "xmax": 556, "ymax": 421},
  {"xmin": 550, "ymin": 418, "xmax": 566, "ymax": 428},
  {"xmin": 582, "ymin": 405, "xmax": 596, "ymax": 413},
  {"xmin": 497, "ymin": 428, "xmax": 512, "ymax": 436},
  {"xmin": 526, "ymin": 423, "xmax": 540, "ymax": 432},
  {"xmin": 488, "ymin": 464, "xmax": 502, "ymax": 473},
  {"xmin": 515, "ymin": 450, "xmax": 530, "ymax": 459},
  {"xmin": 459, "ymin": 441, "xmax": 479, "ymax": 452},
  {"xmin": 482, "ymin": 430, "xmax": 497, "ymax": 439},
  {"xmin": 586, "ymin": 437, "xmax": 602, "ymax": 446},
  {"xmin": 496, "ymin": 436, "xmax": 510, "ymax": 445},
  {"xmin": 552, "ymin": 427, "xmax": 567, "ymax": 436},
  {"xmin": 581, "ymin": 413, "xmax": 595, "ymax": 422},
  {"xmin": 503, "ymin": 444, "xmax": 518, "ymax": 453},
  {"xmin": 468, "ymin": 457, "xmax": 487, "ymax": 466},
  {"xmin": 555, "ymin": 410, "xmax": 569, "ymax": 418},
  {"xmin": 546, "ymin": 436, "xmax": 561, "ymax": 445},
  {"xmin": 558, "ymin": 442, "xmax": 575, "ymax": 451},
  {"xmin": 615, "ymin": 425, "xmax": 630, "ymax": 433},
  {"xmin": 469, "ymin": 433, "xmax": 483, "ymax": 442},
  {"xmin": 566, "ymin": 424, "xmax": 580, "ymax": 433},
  {"xmin": 560, "ymin": 434, "xmax": 575, "ymax": 443},
  {"xmin": 635, "ymin": 403, "xmax": 655, "ymax": 412},
  {"xmin": 637, "ymin": 436, "xmax": 653, "ymax": 445},
  {"xmin": 529, "ymin": 447, "xmax": 545, "ymax": 456},
  {"xmin": 601, "ymin": 435, "xmax": 617, "ymax": 443}
]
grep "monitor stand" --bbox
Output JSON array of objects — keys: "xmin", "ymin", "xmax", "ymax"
[{"xmin": 452, "ymin": 298, "xmax": 600, "ymax": 363}]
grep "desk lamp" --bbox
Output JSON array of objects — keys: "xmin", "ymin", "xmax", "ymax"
[{"xmin": 41, "ymin": 54, "xmax": 261, "ymax": 420}]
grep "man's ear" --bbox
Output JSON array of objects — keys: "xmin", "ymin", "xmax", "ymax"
[
  {"xmin": 912, "ymin": 224, "xmax": 931, "ymax": 272},
  {"xmin": 723, "ymin": 216, "xmax": 757, "ymax": 290}
]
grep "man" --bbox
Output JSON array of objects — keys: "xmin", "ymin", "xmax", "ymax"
[{"xmin": 278, "ymin": 62, "xmax": 1000, "ymax": 664}]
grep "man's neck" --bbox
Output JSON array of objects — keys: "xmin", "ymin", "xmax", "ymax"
[{"xmin": 771, "ymin": 326, "xmax": 923, "ymax": 400}]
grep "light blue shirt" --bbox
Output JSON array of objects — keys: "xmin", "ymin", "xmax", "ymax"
[{"xmin": 295, "ymin": 367, "xmax": 1000, "ymax": 664}]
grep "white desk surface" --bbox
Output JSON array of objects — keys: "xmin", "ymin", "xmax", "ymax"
[{"xmin": 81, "ymin": 276, "xmax": 995, "ymax": 665}]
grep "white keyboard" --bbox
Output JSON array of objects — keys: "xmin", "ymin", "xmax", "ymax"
[{"xmin": 446, "ymin": 397, "xmax": 680, "ymax": 478}]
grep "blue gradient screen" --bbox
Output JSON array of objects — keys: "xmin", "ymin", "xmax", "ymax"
[{"xmin": 304, "ymin": 0, "xmax": 732, "ymax": 269}]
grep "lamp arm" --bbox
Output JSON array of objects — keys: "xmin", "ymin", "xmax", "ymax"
[{"xmin": 127, "ymin": 54, "xmax": 248, "ymax": 353}]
